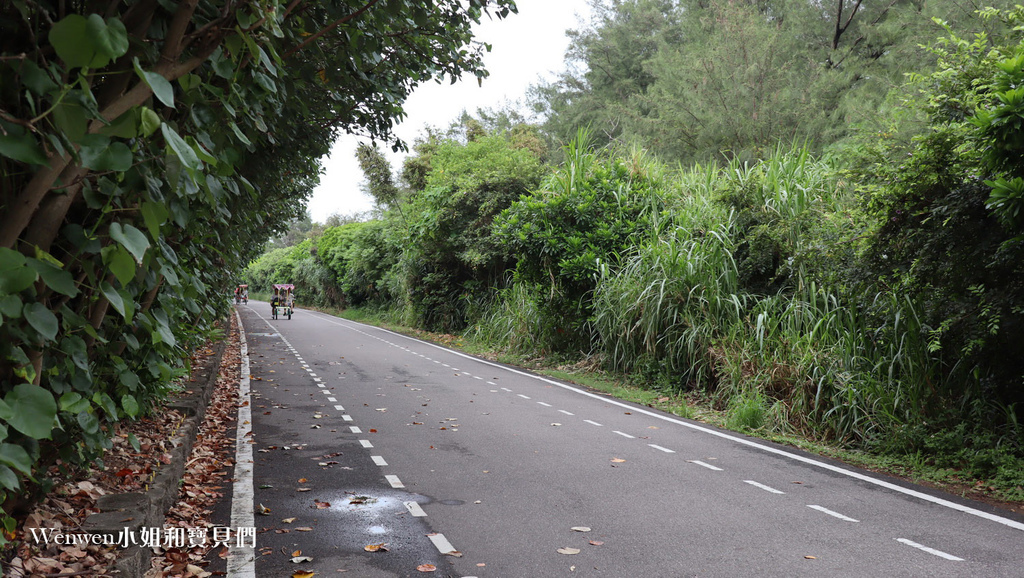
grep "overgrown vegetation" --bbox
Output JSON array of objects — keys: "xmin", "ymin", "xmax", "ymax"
[{"xmin": 247, "ymin": 4, "xmax": 1024, "ymax": 501}]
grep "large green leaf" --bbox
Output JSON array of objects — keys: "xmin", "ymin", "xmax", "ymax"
[
  {"xmin": 133, "ymin": 58, "xmax": 174, "ymax": 108},
  {"xmin": 0, "ymin": 444, "xmax": 32, "ymax": 476},
  {"xmin": 0, "ymin": 465, "xmax": 18, "ymax": 490},
  {"xmin": 59, "ymin": 392, "xmax": 91, "ymax": 414},
  {"xmin": 86, "ymin": 14, "xmax": 129, "ymax": 62},
  {"xmin": 109, "ymin": 222, "xmax": 150, "ymax": 263},
  {"xmin": 104, "ymin": 244, "xmax": 136, "ymax": 285},
  {"xmin": 0, "ymin": 132, "xmax": 49, "ymax": 166},
  {"xmin": 27, "ymin": 258, "xmax": 78, "ymax": 297},
  {"xmin": 161, "ymin": 124, "xmax": 201, "ymax": 170},
  {"xmin": 78, "ymin": 134, "xmax": 132, "ymax": 171},
  {"xmin": 48, "ymin": 14, "xmax": 126, "ymax": 69},
  {"xmin": 23, "ymin": 302, "xmax": 58, "ymax": 342},
  {"xmin": 121, "ymin": 394, "xmax": 140, "ymax": 418},
  {"xmin": 1, "ymin": 384, "xmax": 57, "ymax": 440},
  {"xmin": 100, "ymin": 281, "xmax": 126, "ymax": 320}
]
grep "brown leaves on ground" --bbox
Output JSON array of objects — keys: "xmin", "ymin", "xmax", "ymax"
[
  {"xmin": 416, "ymin": 563, "xmax": 437, "ymax": 572},
  {"xmin": 9, "ymin": 316, "xmax": 243, "ymax": 577},
  {"xmin": 364, "ymin": 543, "xmax": 388, "ymax": 552}
]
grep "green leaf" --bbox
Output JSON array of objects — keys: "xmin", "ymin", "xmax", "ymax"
[
  {"xmin": 105, "ymin": 244, "xmax": 136, "ymax": 285},
  {"xmin": 86, "ymin": 14, "xmax": 129, "ymax": 62},
  {"xmin": 229, "ymin": 122, "xmax": 252, "ymax": 146},
  {"xmin": 93, "ymin": 392, "xmax": 117, "ymax": 418},
  {"xmin": 52, "ymin": 101, "xmax": 89, "ymax": 141},
  {"xmin": 0, "ymin": 248, "xmax": 26, "ymax": 272},
  {"xmin": 2, "ymin": 384, "xmax": 58, "ymax": 440},
  {"xmin": 23, "ymin": 302, "xmax": 58, "ymax": 342},
  {"xmin": 0, "ymin": 132, "xmax": 49, "ymax": 166},
  {"xmin": 27, "ymin": 258, "xmax": 78, "ymax": 297},
  {"xmin": 20, "ymin": 60, "xmax": 57, "ymax": 95},
  {"xmin": 161, "ymin": 124, "xmax": 201, "ymax": 170},
  {"xmin": 78, "ymin": 134, "xmax": 132, "ymax": 171},
  {"xmin": 133, "ymin": 58, "xmax": 174, "ymax": 108},
  {"xmin": 77, "ymin": 411, "xmax": 99, "ymax": 434},
  {"xmin": 99, "ymin": 281, "xmax": 126, "ymax": 320},
  {"xmin": 0, "ymin": 444, "xmax": 32, "ymax": 476},
  {"xmin": 140, "ymin": 201, "xmax": 168, "ymax": 239},
  {"xmin": 48, "ymin": 15, "xmax": 93, "ymax": 68},
  {"xmin": 121, "ymin": 394, "xmax": 139, "ymax": 418},
  {"xmin": 0, "ymin": 465, "xmax": 18, "ymax": 490},
  {"xmin": 139, "ymin": 107, "xmax": 161, "ymax": 137},
  {"xmin": 109, "ymin": 222, "xmax": 150, "ymax": 263},
  {"xmin": 127, "ymin": 432, "xmax": 141, "ymax": 452},
  {"xmin": 59, "ymin": 392, "xmax": 91, "ymax": 414}
]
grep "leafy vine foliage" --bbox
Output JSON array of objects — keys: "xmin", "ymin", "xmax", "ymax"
[{"xmin": 0, "ymin": 0, "xmax": 515, "ymax": 540}]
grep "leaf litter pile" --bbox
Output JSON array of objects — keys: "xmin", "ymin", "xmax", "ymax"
[{"xmin": 6, "ymin": 315, "xmax": 243, "ymax": 577}]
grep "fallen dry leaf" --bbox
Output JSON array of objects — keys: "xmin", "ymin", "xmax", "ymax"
[
  {"xmin": 416, "ymin": 564, "xmax": 437, "ymax": 572},
  {"xmin": 314, "ymin": 500, "xmax": 331, "ymax": 509},
  {"xmin": 589, "ymin": 540, "xmax": 604, "ymax": 546},
  {"xmin": 292, "ymin": 571, "xmax": 315, "ymax": 578},
  {"xmin": 295, "ymin": 527, "xmax": 314, "ymax": 532},
  {"xmin": 297, "ymin": 487, "xmax": 312, "ymax": 492},
  {"xmin": 611, "ymin": 458, "xmax": 626, "ymax": 463},
  {"xmin": 364, "ymin": 543, "xmax": 388, "ymax": 552},
  {"xmin": 257, "ymin": 503, "xmax": 271, "ymax": 515},
  {"xmin": 571, "ymin": 526, "xmax": 591, "ymax": 532},
  {"xmin": 557, "ymin": 547, "xmax": 581, "ymax": 555},
  {"xmin": 805, "ymin": 555, "xmax": 817, "ymax": 560},
  {"xmin": 282, "ymin": 517, "xmax": 297, "ymax": 524},
  {"xmin": 298, "ymin": 478, "xmax": 308, "ymax": 483},
  {"xmin": 293, "ymin": 550, "xmax": 302, "ymax": 557},
  {"xmin": 291, "ymin": 556, "xmax": 314, "ymax": 563}
]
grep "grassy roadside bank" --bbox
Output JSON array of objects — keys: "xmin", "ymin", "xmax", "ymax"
[{"xmin": 306, "ymin": 304, "xmax": 1023, "ymax": 515}]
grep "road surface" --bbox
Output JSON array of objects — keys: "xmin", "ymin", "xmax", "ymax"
[{"xmin": 230, "ymin": 302, "xmax": 1024, "ymax": 577}]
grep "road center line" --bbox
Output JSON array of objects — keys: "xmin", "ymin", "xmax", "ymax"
[
  {"xmin": 745, "ymin": 480, "xmax": 785, "ymax": 494},
  {"xmin": 613, "ymin": 430, "xmax": 635, "ymax": 438},
  {"xmin": 500, "ymin": 387, "xmax": 512, "ymax": 392},
  {"xmin": 518, "ymin": 394, "xmax": 531, "ymax": 399},
  {"xmin": 648, "ymin": 444, "xmax": 675, "ymax": 453},
  {"xmin": 371, "ymin": 455, "xmax": 388, "ymax": 466},
  {"xmin": 690, "ymin": 460, "xmax": 723, "ymax": 471},
  {"xmin": 350, "ymin": 426, "xmax": 362, "ymax": 433},
  {"xmin": 558, "ymin": 410, "xmax": 574, "ymax": 416},
  {"xmin": 537, "ymin": 402, "xmax": 552, "ymax": 407},
  {"xmin": 302, "ymin": 310, "xmax": 1024, "ymax": 533},
  {"xmin": 385, "ymin": 474, "xmax": 404, "ymax": 488},
  {"xmin": 807, "ymin": 505, "xmax": 859, "ymax": 522},
  {"xmin": 342, "ymin": 415, "xmax": 353, "ymax": 422},
  {"xmin": 896, "ymin": 538, "xmax": 964, "ymax": 561},
  {"xmin": 584, "ymin": 419, "xmax": 603, "ymax": 426},
  {"xmin": 327, "ymin": 397, "xmax": 337, "ymax": 402},
  {"xmin": 334, "ymin": 405, "xmax": 345, "ymax": 411}
]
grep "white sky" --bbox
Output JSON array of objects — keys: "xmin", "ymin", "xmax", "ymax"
[{"xmin": 306, "ymin": 0, "xmax": 592, "ymax": 222}]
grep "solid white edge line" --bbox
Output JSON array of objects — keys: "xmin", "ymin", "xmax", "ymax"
[
  {"xmin": 896, "ymin": 538, "xmax": 964, "ymax": 561},
  {"xmin": 648, "ymin": 444, "xmax": 675, "ymax": 453},
  {"xmin": 385, "ymin": 474, "xmax": 404, "ymax": 488},
  {"xmin": 404, "ymin": 501, "xmax": 427, "ymax": 517},
  {"xmin": 427, "ymin": 533, "xmax": 457, "ymax": 555},
  {"xmin": 302, "ymin": 310, "xmax": 1024, "ymax": 533},
  {"xmin": 690, "ymin": 460, "xmax": 723, "ymax": 471},
  {"xmin": 744, "ymin": 480, "xmax": 785, "ymax": 494},
  {"xmin": 807, "ymin": 505, "xmax": 859, "ymax": 522},
  {"xmin": 371, "ymin": 455, "xmax": 388, "ymax": 466},
  {"xmin": 359, "ymin": 440, "xmax": 373, "ymax": 448},
  {"xmin": 228, "ymin": 310, "xmax": 256, "ymax": 578}
]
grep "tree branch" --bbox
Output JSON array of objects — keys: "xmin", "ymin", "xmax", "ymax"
[{"xmin": 282, "ymin": 0, "xmax": 384, "ymax": 59}]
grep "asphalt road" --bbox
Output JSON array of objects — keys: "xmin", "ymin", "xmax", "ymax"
[{"xmin": 233, "ymin": 302, "xmax": 1024, "ymax": 577}]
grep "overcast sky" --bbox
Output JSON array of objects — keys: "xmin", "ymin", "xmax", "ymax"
[{"xmin": 305, "ymin": 0, "xmax": 592, "ymax": 222}]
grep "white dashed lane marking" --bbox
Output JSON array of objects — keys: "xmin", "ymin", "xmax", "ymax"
[
  {"xmin": 613, "ymin": 431, "xmax": 635, "ymax": 439},
  {"xmin": 427, "ymin": 533, "xmax": 458, "ymax": 555},
  {"xmin": 517, "ymin": 394, "xmax": 531, "ymax": 399},
  {"xmin": 385, "ymin": 474, "xmax": 404, "ymax": 488},
  {"xmin": 327, "ymin": 397, "xmax": 337, "ymax": 402},
  {"xmin": 342, "ymin": 415, "xmax": 353, "ymax": 422},
  {"xmin": 359, "ymin": 440, "xmax": 373, "ymax": 448},
  {"xmin": 745, "ymin": 480, "xmax": 785, "ymax": 494},
  {"xmin": 371, "ymin": 455, "xmax": 388, "ymax": 466},
  {"xmin": 584, "ymin": 419, "xmax": 603, "ymax": 426},
  {"xmin": 896, "ymin": 539, "xmax": 964, "ymax": 561},
  {"xmin": 334, "ymin": 405, "xmax": 345, "ymax": 411},
  {"xmin": 404, "ymin": 501, "xmax": 427, "ymax": 517},
  {"xmin": 349, "ymin": 426, "xmax": 361, "ymax": 433},
  {"xmin": 648, "ymin": 444, "xmax": 675, "ymax": 453},
  {"xmin": 690, "ymin": 460, "xmax": 723, "ymax": 471},
  {"xmin": 538, "ymin": 402, "xmax": 552, "ymax": 407},
  {"xmin": 558, "ymin": 410, "xmax": 574, "ymax": 416},
  {"xmin": 807, "ymin": 505, "xmax": 859, "ymax": 522}
]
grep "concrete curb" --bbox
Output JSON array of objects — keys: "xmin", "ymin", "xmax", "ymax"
[{"xmin": 82, "ymin": 335, "xmax": 229, "ymax": 577}]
